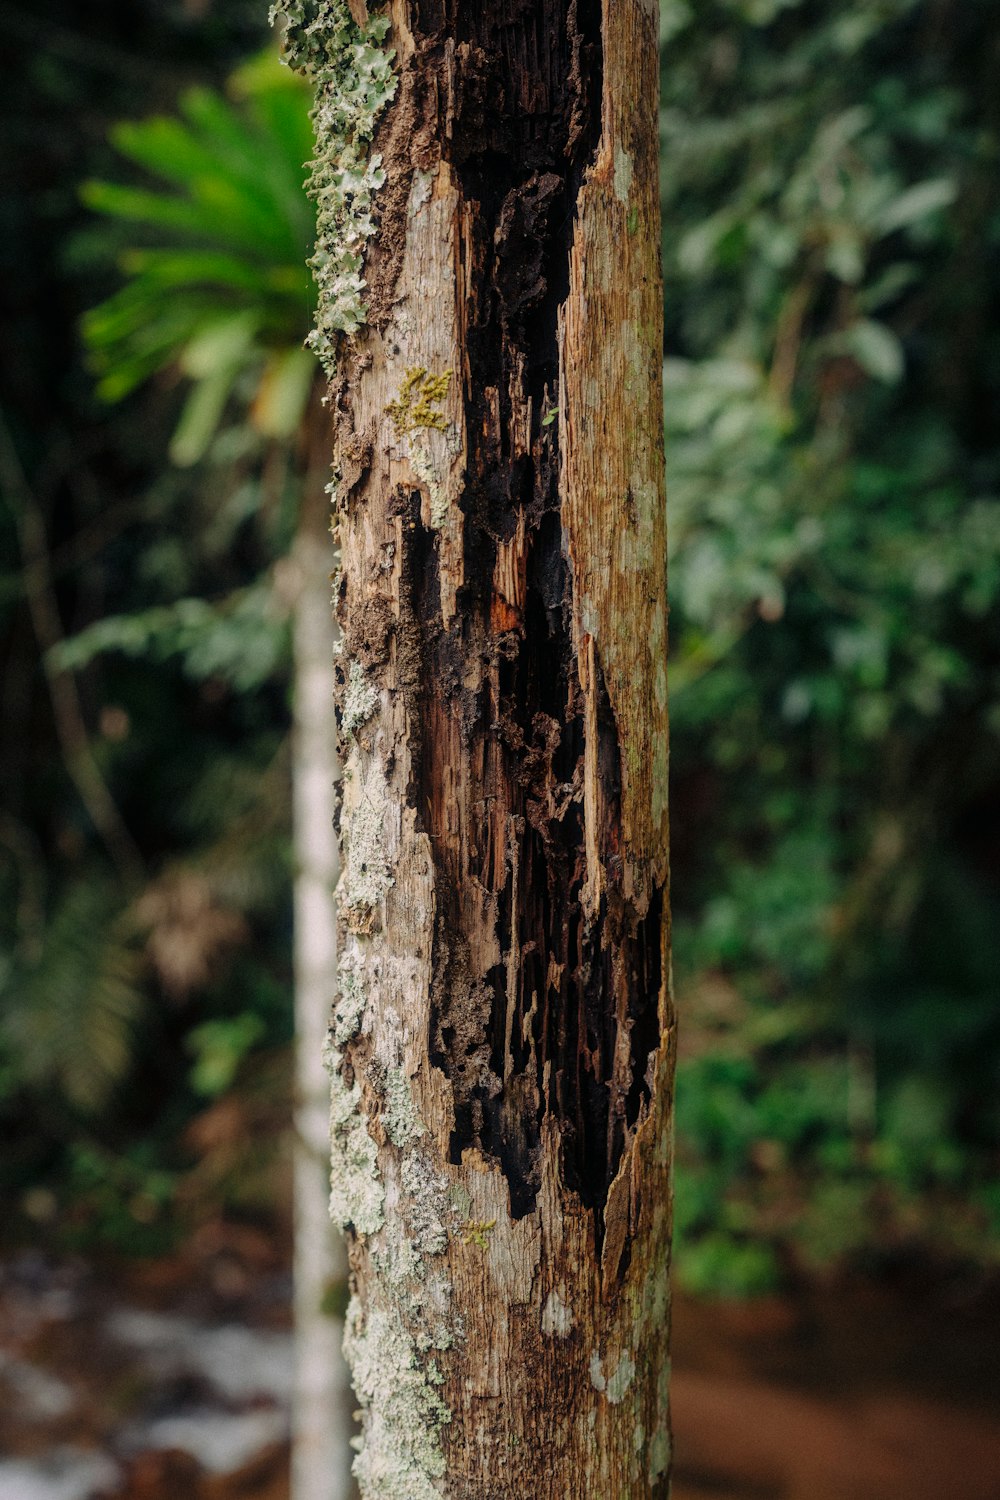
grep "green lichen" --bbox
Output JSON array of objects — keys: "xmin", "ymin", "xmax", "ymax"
[
  {"xmin": 385, "ymin": 367, "xmax": 452, "ymax": 436},
  {"xmin": 324, "ymin": 1037, "xmax": 384, "ymax": 1234},
  {"xmin": 270, "ymin": 0, "xmax": 398, "ymax": 373},
  {"xmin": 458, "ymin": 1218, "xmax": 496, "ymax": 1250},
  {"xmin": 385, "ymin": 367, "xmax": 456, "ymax": 527},
  {"xmin": 648, "ymin": 1354, "xmax": 671, "ymax": 1482},
  {"xmin": 342, "ymin": 659, "xmax": 380, "ymax": 734},
  {"xmin": 383, "ymin": 1066, "xmax": 424, "ymax": 1147},
  {"xmin": 649, "ymin": 1425, "xmax": 671, "ymax": 1482},
  {"xmin": 447, "ymin": 1183, "xmax": 471, "ymax": 1220},
  {"xmin": 344, "ymin": 1296, "xmax": 451, "ymax": 1500}
]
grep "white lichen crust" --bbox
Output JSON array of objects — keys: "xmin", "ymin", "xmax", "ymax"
[
  {"xmin": 269, "ymin": 0, "xmax": 398, "ymax": 371},
  {"xmin": 345, "ymin": 1298, "xmax": 450, "ymax": 1500},
  {"xmin": 342, "ymin": 659, "xmax": 380, "ymax": 734},
  {"xmin": 333, "ymin": 948, "xmax": 367, "ymax": 1045},
  {"xmin": 324, "ymin": 1034, "xmax": 384, "ymax": 1235},
  {"xmin": 328, "ymin": 656, "xmax": 457, "ymax": 1495},
  {"xmin": 325, "ymin": 951, "xmax": 457, "ymax": 1496},
  {"xmin": 338, "ymin": 745, "xmax": 393, "ymax": 931},
  {"xmin": 383, "ymin": 1065, "xmax": 424, "ymax": 1147}
]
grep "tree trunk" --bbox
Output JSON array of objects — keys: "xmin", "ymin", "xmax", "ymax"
[
  {"xmin": 290, "ymin": 447, "xmax": 355, "ymax": 1500},
  {"xmin": 310, "ymin": 1, "xmax": 671, "ymax": 1493}
]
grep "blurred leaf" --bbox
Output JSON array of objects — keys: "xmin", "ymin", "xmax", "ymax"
[
  {"xmin": 876, "ymin": 177, "xmax": 957, "ymax": 235},
  {"xmin": 1, "ymin": 883, "xmax": 144, "ymax": 1114},
  {"xmin": 81, "ymin": 52, "xmax": 318, "ymax": 453},
  {"xmin": 840, "ymin": 319, "xmax": 906, "ymax": 382},
  {"xmin": 170, "ymin": 369, "xmax": 240, "ymax": 466},
  {"xmin": 51, "ymin": 582, "xmax": 288, "ymax": 692},
  {"xmin": 187, "ymin": 1014, "xmax": 266, "ymax": 1097},
  {"xmin": 253, "ymin": 346, "xmax": 315, "ymax": 438}
]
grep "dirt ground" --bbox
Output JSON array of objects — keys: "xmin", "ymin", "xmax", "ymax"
[
  {"xmin": 2, "ymin": 1236, "xmax": 999, "ymax": 1498},
  {"xmin": 671, "ymin": 1274, "xmax": 1000, "ymax": 1499}
]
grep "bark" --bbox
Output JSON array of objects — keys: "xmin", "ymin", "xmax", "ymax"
[
  {"xmin": 327, "ymin": 2, "xmax": 672, "ymax": 1494},
  {"xmin": 290, "ymin": 446, "xmax": 354, "ymax": 1500}
]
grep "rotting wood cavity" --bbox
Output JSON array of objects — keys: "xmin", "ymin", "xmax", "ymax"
[{"xmin": 396, "ymin": 0, "xmax": 663, "ymax": 1237}]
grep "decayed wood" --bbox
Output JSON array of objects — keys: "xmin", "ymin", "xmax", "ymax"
[{"xmin": 327, "ymin": 2, "xmax": 672, "ymax": 1494}]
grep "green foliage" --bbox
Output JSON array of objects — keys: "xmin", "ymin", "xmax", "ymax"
[
  {"xmin": 5, "ymin": 2, "xmax": 998, "ymax": 1296},
  {"xmin": 0, "ymin": 36, "xmax": 316, "ymax": 1249},
  {"xmin": 51, "ymin": 582, "xmax": 289, "ymax": 694},
  {"xmin": 61, "ymin": 1141, "xmax": 180, "ymax": 1256},
  {"xmin": 82, "ymin": 49, "xmax": 317, "ymax": 462},
  {"xmin": 188, "ymin": 1014, "xmax": 267, "ymax": 1097},
  {"xmin": 1, "ymin": 881, "xmax": 143, "ymax": 1115},
  {"xmin": 663, "ymin": 0, "xmax": 1000, "ymax": 1292}
]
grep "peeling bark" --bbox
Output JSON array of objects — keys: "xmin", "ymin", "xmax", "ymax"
[{"xmin": 324, "ymin": 1, "xmax": 672, "ymax": 1493}]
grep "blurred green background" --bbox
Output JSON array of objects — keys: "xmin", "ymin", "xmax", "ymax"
[{"xmin": 1, "ymin": 0, "xmax": 997, "ymax": 1301}]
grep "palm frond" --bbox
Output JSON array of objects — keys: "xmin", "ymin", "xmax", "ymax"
[
  {"xmin": 81, "ymin": 51, "xmax": 319, "ymax": 455},
  {"xmin": 2, "ymin": 881, "xmax": 145, "ymax": 1115}
]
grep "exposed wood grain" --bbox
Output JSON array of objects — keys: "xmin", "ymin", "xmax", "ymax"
[{"xmin": 327, "ymin": 2, "xmax": 673, "ymax": 1493}]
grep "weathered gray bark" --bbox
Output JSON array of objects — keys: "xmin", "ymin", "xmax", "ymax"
[{"xmin": 311, "ymin": 1, "xmax": 672, "ymax": 1494}]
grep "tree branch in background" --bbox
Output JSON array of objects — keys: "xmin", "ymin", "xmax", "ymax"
[{"xmin": 0, "ymin": 409, "xmax": 144, "ymax": 885}]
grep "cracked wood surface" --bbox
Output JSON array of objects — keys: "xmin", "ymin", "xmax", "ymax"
[{"xmin": 326, "ymin": 1, "xmax": 673, "ymax": 1493}]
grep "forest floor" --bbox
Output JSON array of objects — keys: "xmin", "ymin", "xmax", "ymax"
[
  {"xmin": 671, "ymin": 1270, "xmax": 1000, "ymax": 1499},
  {"xmin": 0, "ymin": 1229, "xmax": 999, "ymax": 1498}
]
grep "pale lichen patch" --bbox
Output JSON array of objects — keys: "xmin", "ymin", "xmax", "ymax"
[
  {"xmin": 407, "ymin": 168, "xmax": 434, "ymax": 219},
  {"xmin": 588, "ymin": 1347, "xmax": 636, "ymax": 1403},
  {"xmin": 639, "ymin": 1264, "xmax": 670, "ymax": 1328},
  {"xmin": 342, "ymin": 659, "xmax": 380, "ymax": 734},
  {"xmin": 648, "ymin": 1353, "xmax": 672, "ymax": 1479},
  {"xmin": 371, "ymin": 1237, "xmax": 424, "ymax": 1300},
  {"xmin": 412, "ymin": 1268, "xmax": 458, "ymax": 1353},
  {"xmin": 334, "ymin": 952, "xmax": 367, "ymax": 1045},
  {"xmin": 541, "ymin": 1287, "xmax": 574, "ymax": 1338},
  {"xmin": 338, "ymin": 748, "xmax": 393, "ymax": 931},
  {"xmin": 344, "ymin": 1296, "xmax": 450, "ymax": 1500},
  {"xmin": 383, "ymin": 1065, "xmax": 424, "ymax": 1146},
  {"xmin": 411, "ymin": 442, "xmax": 449, "ymax": 529},
  {"xmin": 649, "ymin": 1425, "xmax": 671, "ymax": 1482},
  {"xmin": 606, "ymin": 1351, "xmax": 636, "ymax": 1404},
  {"xmin": 324, "ymin": 1038, "xmax": 384, "ymax": 1234},
  {"xmin": 400, "ymin": 1151, "xmax": 449, "ymax": 1255}
]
